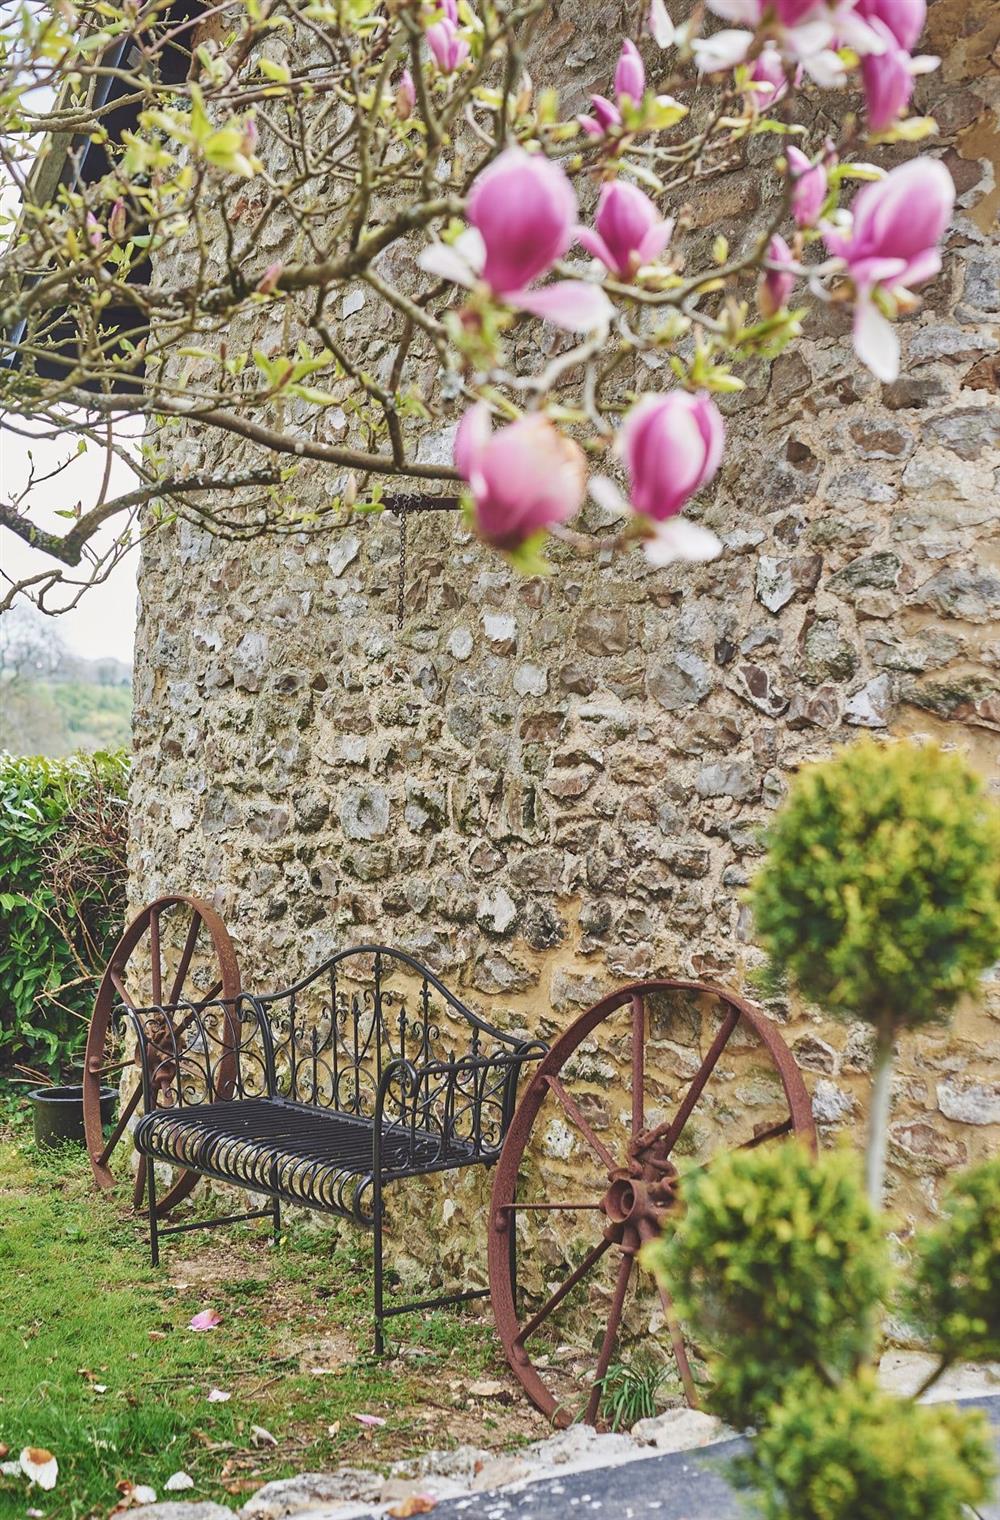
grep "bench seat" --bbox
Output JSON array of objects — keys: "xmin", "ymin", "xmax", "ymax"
[{"xmin": 134, "ymin": 1097, "xmax": 477, "ymax": 1223}]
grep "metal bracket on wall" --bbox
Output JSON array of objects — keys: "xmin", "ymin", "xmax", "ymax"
[{"xmin": 384, "ymin": 494, "xmax": 461, "ymax": 629}]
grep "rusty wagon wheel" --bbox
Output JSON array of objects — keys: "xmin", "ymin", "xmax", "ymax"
[
  {"xmin": 488, "ymin": 979, "xmax": 816, "ymax": 1430},
  {"xmin": 84, "ymin": 895, "xmax": 241, "ymax": 1217}
]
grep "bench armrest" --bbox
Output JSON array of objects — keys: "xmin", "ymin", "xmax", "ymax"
[{"xmin": 111, "ymin": 995, "xmax": 276, "ymax": 1108}]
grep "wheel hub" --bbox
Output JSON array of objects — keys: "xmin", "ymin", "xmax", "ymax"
[{"xmin": 601, "ymin": 1133, "xmax": 680, "ymax": 1230}]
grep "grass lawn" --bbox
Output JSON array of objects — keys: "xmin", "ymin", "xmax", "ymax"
[{"xmin": 0, "ymin": 1087, "xmax": 545, "ymax": 1520}]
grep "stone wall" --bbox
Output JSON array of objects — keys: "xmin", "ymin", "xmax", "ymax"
[{"xmin": 131, "ymin": 0, "xmax": 1000, "ymax": 1268}]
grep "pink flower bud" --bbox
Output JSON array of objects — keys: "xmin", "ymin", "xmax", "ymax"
[
  {"xmin": 85, "ymin": 212, "xmax": 103, "ymax": 249},
  {"xmin": 427, "ymin": 18, "xmax": 469, "ymax": 74},
  {"xmin": 396, "ymin": 68, "xmax": 416, "ymax": 119},
  {"xmin": 861, "ymin": 21, "xmax": 915, "ymax": 132},
  {"xmin": 241, "ymin": 117, "xmax": 257, "ymax": 154},
  {"xmin": 256, "ymin": 262, "xmax": 283, "ymax": 294},
  {"xmin": 455, "ymin": 403, "xmax": 586, "ymax": 550},
  {"xmin": 620, "ymin": 391, "xmax": 725, "ymax": 522},
  {"xmin": 786, "ymin": 145, "xmax": 827, "ymax": 227},
  {"xmin": 614, "ymin": 39, "xmax": 645, "ymax": 103},
  {"xmin": 466, "ymin": 147, "xmax": 577, "ymax": 297},
  {"xmin": 758, "ymin": 234, "xmax": 796, "ymax": 316},
  {"xmin": 107, "ymin": 198, "xmax": 127, "ymax": 241},
  {"xmin": 855, "ymin": 0, "xmax": 925, "ymax": 50},
  {"xmin": 578, "ymin": 93, "xmax": 622, "ymax": 137},
  {"xmin": 576, "ymin": 180, "xmax": 672, "ymax": 278}
]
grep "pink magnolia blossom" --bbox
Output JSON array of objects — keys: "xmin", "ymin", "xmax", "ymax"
[
  {"xmin": 396, "ymin": 68, "xmax": 416, "ymax": 119},
  {"xmin": 466, "ymin": 147, "xmax": 575, "ymax": 294},
  {"xmin": 758, "ymin": 234, "xmax": 796, "ymax": 316},
  {"xmin": 860, "ymin": 17, "xmax": 936, "ymax": 131},
  {"xmin": 576, "ymin": 180, "xmax": 673, "ymax": 278},
  {"xmin": 455, "ymin": 403, "xmax": 586, "ymax": 550},
  {"xmin": 696, "ymin": 0, "xmax": 885, "ymax": 83},
  {"xmin": 427, "ymin": 18, "xmax": 469, "ymax": 73},
  {"xmin": 417, "ymin": 149, "xmax": 613, "ymax": 334},
  {"xmin": 647, "ymin": 0, "xmax": 675, "ymax": 47},
  {"xmin": 620, "ymin": 391, "xmax": 724, "ymax": 523},
  {"xmin": 823, "ymin": 155, "xmax": 954, "ymax": 380},
  {"xmin": 85, "ymin": 212, "xmax": 103, "ymax": 249},
  {"xmin": 855, "ymin": 0, "xmax": 925, "ymax": 49},
  {"xmin": 256, "ymin": 262, "xmax": 283, "ymax": 294},
  {"xmin": 745, "ymin": 44, "xmax": 791, "ymax": 103},
  {"xmin": 786, "ymin": 145, "xmax": 828, "ymax": 227},
  {"xmin": 615, "ymin": 39, "xmax": 646, "ymax": 102}
]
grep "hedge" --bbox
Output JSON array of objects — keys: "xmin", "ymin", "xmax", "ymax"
[{"xmin": 0, "ymin": 750, "xmax": 129, "ymax": 1074}]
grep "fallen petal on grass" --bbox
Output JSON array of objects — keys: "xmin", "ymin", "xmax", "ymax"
[
  {"xmin": 165, "ymin": 1472, "xmax": 194, "ymax": 1492},
  {"xmin": 207, "ymin": 1388, "xmax": 231, "ymax": 1403},
  {"xmin": 353, "ymin": 1413, "xmax": 387, "ymax": 1428},
  {"xmin": 250, "ymin": 1425, "xmax": 278, "ymax": 1448},
  {"xmin": 20, "ymin": 1448, "xmax": 58, "ymax": 1490},
  {"xmin": 188, "ymin": 1309, "xmax": 222, "ymax": 1332}
]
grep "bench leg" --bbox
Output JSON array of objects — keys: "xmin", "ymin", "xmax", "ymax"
[
  {"xmin": 272, "ymin": 1194, "xmax": 281, "ymax": 1246},
  {"xmin": 146, "ymin": 1157, "xmax": 160, "ymax": 1269},
  {"xmin": 373, "ymin": 1205, "xmax": 385, "ymax": 1357}
]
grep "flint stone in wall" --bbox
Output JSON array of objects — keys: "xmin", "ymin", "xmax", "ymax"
[
  {"xmin": 844, "ymin": 674, "xmax": 894, "ymax": 729},
  {"xmin": 646, "ymin": 649, "xmax": 713, "ymax": 710},
  {"xmin": 811, "ymin": 1079, "xmax": 856, "ymax": 1125},
  {"xmin": 341, "ymin": 784, "xmax": 390, "ymax": 840},
  {"xmin": 695, "ymin": 760, "xmax": 760, "ymax": 802},
  {"xmin": 755, "ymin": 554, "xmax": 823, "ymax": 613},
  {"xmin": 937, "ymin": 1079, "xmax": 1000, "ymax": 1126},
  {"xmin": 911, "ymin": 567, "xmax": 1000, "ymax": 622}
]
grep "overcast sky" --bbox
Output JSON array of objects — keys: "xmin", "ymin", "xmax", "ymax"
[{"xmin": 1, "ymin": 425, "xmax": 139, "ymax": 661}]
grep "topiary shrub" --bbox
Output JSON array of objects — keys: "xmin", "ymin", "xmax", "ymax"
[
  {"xmin": 907, "ymin": 1157, "xmax": 1000, "ymax": 1372},
  {"xmin": 647, "ymin": 1143, "xmax": 888, "ymax": 1430},
  {"xmin": 745, "ymin": 1371, "xmax": 995, "ymax": 1520},
  {"xmin": 750, "ymin": 738, "xmax": 1000, "ymax": 1206},
  {"xmin": 0, "ymin": 750, "xmax": 128, "ymax": 1074}
]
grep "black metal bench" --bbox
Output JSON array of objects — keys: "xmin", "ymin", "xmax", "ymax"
[{"xmin": 117, "ymin": 944, "xmax": 543, "ymax": 1352}]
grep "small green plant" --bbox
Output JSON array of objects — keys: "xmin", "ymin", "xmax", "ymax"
[
  {"xmin": 0, "ymin": 749, "xmax": 128, "ymax": 1074},
  {"xmin": 751, "ymin": 738, "xmax": 1000, "ymax": 1206},
  {"xmin": 598, "ymin": 1358, "xmax": 666, "ymax": 1429},
  {"xmin": 650, "ymin": 1145, "xmax": 889, "ymax": 1430},
  {"xmin": 745, "ymin": 1371, "xmax": 995, "ymax": 1520}
]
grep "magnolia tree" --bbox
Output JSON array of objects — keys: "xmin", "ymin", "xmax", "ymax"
[{"xmin": 1, "ymin": 0, "xmax": 952, "ymax": 611}]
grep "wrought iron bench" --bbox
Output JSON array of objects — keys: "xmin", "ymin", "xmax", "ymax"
[{"xmin": 86, "ymin": 907, "xmax": 542, "ymax": 1353}]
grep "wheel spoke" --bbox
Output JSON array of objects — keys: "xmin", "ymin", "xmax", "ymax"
[
  {"xmin": 95, "ymin": 1081, "xmax": 143, "ymax": 1167},
  {"xmin": 87, "ymin": 1054, "xmax": 134, "ymax": 1079},
  {"xmin": 149, "ymin": 908, "xmax": 162, "ymax": 1006},
  {"xmin": 498, "ymin": 1202, "xmax": 603, "ymax": 1213},
  {"xmin": 740, "ymin": 1116, "xmax": 794, "ymax": 1150},
  {"xmin": 168, "ymin": 911, "xmax": 202, "ymax": 1006},
  {"xmin": 518, "ymin": 1234, "xmax": 614, "ymax": 1344},
  {"xmin": 170, "ymin": 980, "xmax": 225, "ymax": 1043},
  {"xmin": 631, "ymin": 994, "xmax": 645, "ymax": 1140},
  {"xmin": 652, "ymin": 1006, "xmax": 740, "ymax": 1157},
  {"xmin": 585, "ymin": 1249, "xmax": 634, "ymax": 1425},
  {"xmin": 543, "ymin": 1074, "xmax": 619, "ymax": 1175},
  {"xmin": 109, "ymin": 966, "xmax": 130, "ymax": 1007}
]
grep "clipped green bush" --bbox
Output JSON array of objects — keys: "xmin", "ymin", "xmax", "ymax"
[
  {"xmin": 751, "ymin": 738, "xmax": 1000, "ymax": 1029},
  {"xmin": 908, "ymin": 1157, "xmax": 1000, "ymax": 1367},
  {"xmin": 0, "ymin": 750, "xmax": 128, "ymax": 1073},
  {"xmin": 750, "ymin": 737, "xmax": 1000, "ymax": 1207},
  {"xmin": 647, "ymin": 1144, "xmax": 889, "ymax": 1430},
  {"xmin": 746, "ymin": 1372, "xmax": 995, "ymax": 1520}
]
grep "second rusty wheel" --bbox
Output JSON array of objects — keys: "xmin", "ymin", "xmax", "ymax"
[
  {"xmin": 83, "ymin": 895, "xmax": 242, "ymax": 1217},
  {"xmin": 488, "ymin": 979, "xmax": 815, "ymax": 1429}
]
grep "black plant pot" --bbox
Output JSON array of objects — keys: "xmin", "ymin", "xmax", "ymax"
[{"xmin": 30, "ymin": 1084, "xmax": 117, "ymax": 1151}]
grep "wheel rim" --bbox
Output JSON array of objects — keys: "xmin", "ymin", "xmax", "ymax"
[
  {"xmin": 83, "ymin": 895, "xmax": 241, "ymax": 1217},
  {"xmin": 488, "ymin": 979, "xmax": 816, "ymax": 1429}
]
